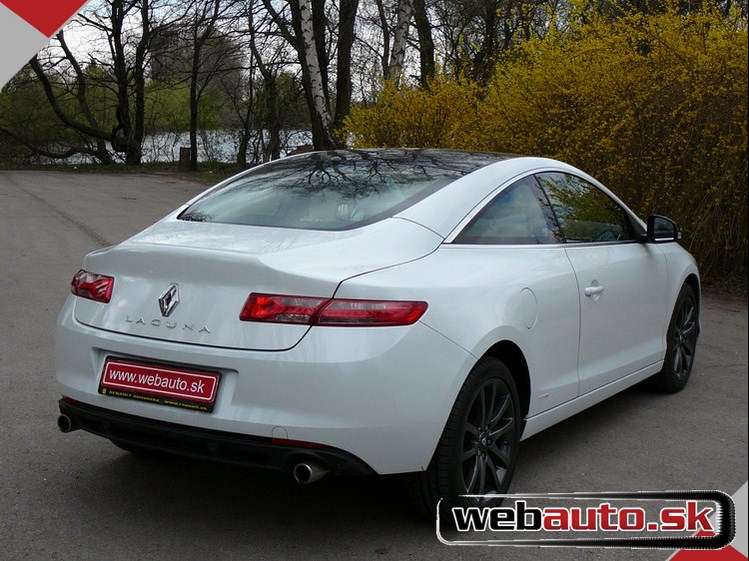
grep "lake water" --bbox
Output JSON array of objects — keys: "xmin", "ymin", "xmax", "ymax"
[{"xmin": 61, "ymin": 129, "xmax": 312, "ymax": 164}]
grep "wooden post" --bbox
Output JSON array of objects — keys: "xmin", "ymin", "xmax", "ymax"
[{"xmin": 179, "ymin": 147, "xmax": 191, "ymax": 171}]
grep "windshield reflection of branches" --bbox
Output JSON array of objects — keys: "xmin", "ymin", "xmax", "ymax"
[
  {"xmin": 225, "ymin": 149, "xmax": 506, "ymax": 198},
  {"xmin": 179, "ymin": 149, "xmax": 512, "ymax": 228},
  {"xmin": 264, "ymin": 158, "xmax": 439, "ymax": 203}
]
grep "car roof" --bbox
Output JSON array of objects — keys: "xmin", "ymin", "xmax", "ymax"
[{"xmin": 284, "ymin": 147, "xmax": 516, "ymax": 169}]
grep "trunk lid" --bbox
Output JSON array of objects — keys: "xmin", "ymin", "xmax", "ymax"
[{"xmin": 74, "ymin": 217, "xmax": 441, "ymax": 350}]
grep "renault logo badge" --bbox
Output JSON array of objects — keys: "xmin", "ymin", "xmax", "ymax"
[{"xmin": 158, "ymin": 284, "xmax": 180, "ymax": 317}]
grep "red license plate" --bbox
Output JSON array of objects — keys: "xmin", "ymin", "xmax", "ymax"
[{"xmin": 99, "ymin": 358, "xmax": 220, "ymax": 412}]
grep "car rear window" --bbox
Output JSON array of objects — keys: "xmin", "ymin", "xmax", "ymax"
[{"xmin": 178, "ymin": 149, "xmax": 509, "ymax": 230}]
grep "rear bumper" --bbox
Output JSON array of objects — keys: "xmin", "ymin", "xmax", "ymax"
[
  {"xmin": 58, "ymin": 398, "xmax": 374, "ymax": 476},
  {"xmin": 56, "ymin": 295, "xmax": 475, "ymax": 474}
]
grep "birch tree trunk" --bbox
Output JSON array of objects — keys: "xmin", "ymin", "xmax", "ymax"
[
  {"xmin": 297, "ymin": 0, "xmax": 335, "ymax": 148},
  {"xmin": 388, "ymin": 0, "xmax": 414, "ymax": 85}
]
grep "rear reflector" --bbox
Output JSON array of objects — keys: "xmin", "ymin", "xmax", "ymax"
[
  {"xmin": 240, "ymin": 293, "xmax": 427, "ymax": 327},
  {"xmin": 71, "ymin": 269, "xmax": 114, "ymax": 303}
]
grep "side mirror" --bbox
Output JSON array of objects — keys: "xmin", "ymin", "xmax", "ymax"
[{"xmin": 645, "ymin": 214, "xmax": 679, "ymax": 243}]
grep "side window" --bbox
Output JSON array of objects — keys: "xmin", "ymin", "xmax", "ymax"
[
  {"xmin": 536, "ymin": 173, "xmax": 635, "ymax": 243},
  {"xmin": 455, "ymin": 176, "xmax": 562, "ymax": 245}
]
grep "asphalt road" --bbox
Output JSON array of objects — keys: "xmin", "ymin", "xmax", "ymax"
[{"xmin": 0, "ymin": 170, "xmax": 746, "ymax": 561}]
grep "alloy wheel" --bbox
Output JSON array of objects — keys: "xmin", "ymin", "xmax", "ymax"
[
  {"xmin": 461, "ymin": 378, "xmax": 516, "ymax": 499},
  {"xmin": 671, "ymin": 298, "xmax": 697, "ymax": 379}
]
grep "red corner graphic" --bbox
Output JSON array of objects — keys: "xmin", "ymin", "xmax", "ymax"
[
  {"xmin": 1, "ymin": 0, "xmax": 89, "ymax": 37},
  {"xmin": 671, "ymin": 546, "xmax": 746, "ymax": 561}
]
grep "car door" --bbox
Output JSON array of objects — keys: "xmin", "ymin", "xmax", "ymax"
[{"xmin": 536, "ymin": 172, "xmax": 669, "ymax": 395}]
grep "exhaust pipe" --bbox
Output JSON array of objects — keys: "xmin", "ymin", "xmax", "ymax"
[
  {"xmin": 293, "ymin": 461, "xmax": 329, "ymax": 484},
  {"xmin": 57, "ymin": 414, "xmax": 77, "ymax": 433}
]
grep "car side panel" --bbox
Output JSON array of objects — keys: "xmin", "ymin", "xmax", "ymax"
[
  {"xmin": 564, "ymin": 242, "xmax": 669, "ymax": 394},
  {"xmin": 522, "ymin": 361, "xmax": 662, "ymax": 440},
  {"xmin": 523, "ymin": 241, "xmax": 700, "ymax": 439},
  {"xmin": 335, "ymin": 244, "xmax": 581, "ymax": 417},
  {"xmin": 657, "ymin": 242, "xmax": 702, "ymax": 342}
]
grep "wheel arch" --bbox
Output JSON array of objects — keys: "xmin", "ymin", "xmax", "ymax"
[
  {"xmin": 482, "ymin": 340, "xmax": 531, "ymax": 423},
  {"xmin": 684, "ymin": 273, "xmax": 701, "ymax": 327}
]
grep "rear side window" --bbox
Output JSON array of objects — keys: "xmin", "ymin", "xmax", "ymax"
[
  {"xmin": 455, "ymin": 176, "xmax": 562, "ymax": 244},
  {"xmin": 536, "ymin": 173, "xmax": 636, "ymax": 243},
  {"xmin": 179, "ymin": 150, "xmax": 507, "ymax": 230}
]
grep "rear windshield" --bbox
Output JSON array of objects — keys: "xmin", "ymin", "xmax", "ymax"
[{"xmin": 178, "ymin": 149, "xmax": 508, "ymax": 230}]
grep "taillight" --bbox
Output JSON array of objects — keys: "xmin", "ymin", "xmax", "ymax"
[
  {"xmin": 317, "ymin": 299, "xmax": 428, "ymax": 326},
  {"xmin": 240, "ymin": 293, "xmax": 427, "ymax": 327},
  {"xmin": 240, "ymin": 294, "xmax": 327, "ymax": 324},
  {"xmin": 71, "ymin": 269, "xmax": 114, "ymax": 303}
]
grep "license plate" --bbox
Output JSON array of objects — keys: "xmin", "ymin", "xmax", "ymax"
[{"xmin": 99, "ymin": 358, "xmax": 220, "ymax": 412}]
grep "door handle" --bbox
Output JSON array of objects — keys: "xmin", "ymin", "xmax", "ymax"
[{"xmin": 584, "ymin": 285, "xmax": 605, "ymax": 297}]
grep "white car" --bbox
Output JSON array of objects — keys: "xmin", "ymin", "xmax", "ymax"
[{"xmin": 56, "ymin": 149, "xmax": 700, "ymax": 515}]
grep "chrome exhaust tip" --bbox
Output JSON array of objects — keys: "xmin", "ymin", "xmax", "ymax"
[{"xmin": 293, "ymin": 461, "xmax": 329, "ymax": 484}]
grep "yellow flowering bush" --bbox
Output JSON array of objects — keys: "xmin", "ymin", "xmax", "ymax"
[
  {"xmin": 345, "ymin": 6, "xmax": 748, "ymax": 278},
  {"xmin": 345, "ymin": 75, "xmax": 480, "ymax": 148}
]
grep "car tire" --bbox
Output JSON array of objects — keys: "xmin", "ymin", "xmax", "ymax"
[
  {"xmin": 651, "ymin": 284, "xmax": 698, "ymax": 393},
  {"xmin": 408, "ymin": 356, "xmax": 522, "ymax": 519}
]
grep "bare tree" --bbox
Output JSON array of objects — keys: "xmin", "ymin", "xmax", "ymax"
[
  {"xmin": 3, "ymin": 0, "xmax": 585, "ymax": 165},
  {"xmin": 413, "ymin": 0, "xmax": 435, "ymax": 86},
  {"xmin": 82, "ymin": 0, "xmax": 154, "ymax": 163},
  {"xmin": 248, "ymin": 3, "xmax": 282, "ymax": 162},
  {"xmin": 187, "ymin": 0, "xmax": 231, "ymax": 170},
  {"xmin": 0, "ymin": 65, "xmax": 109, "ymax": 162},
  {"xmin": 427, "ymin": 0, "xmax": 557, "ymax": 81},
  {"xmin": 333, "ymin": 0, "xmax": 359, "ymax": 131},
  {"xmin": 27, "ymin": 0, "xmax": 173, "ymax": 164},
  {"xmin": 27, "ymin": 31, "xmax": 113, "ymax": 163},
  {"xmin": 374, "ymin": 0, "xmax": 392, "ymax": 77},
  {"xmin": 262, "ymin": 0, "xmax": 339, "ymax": 149}
]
